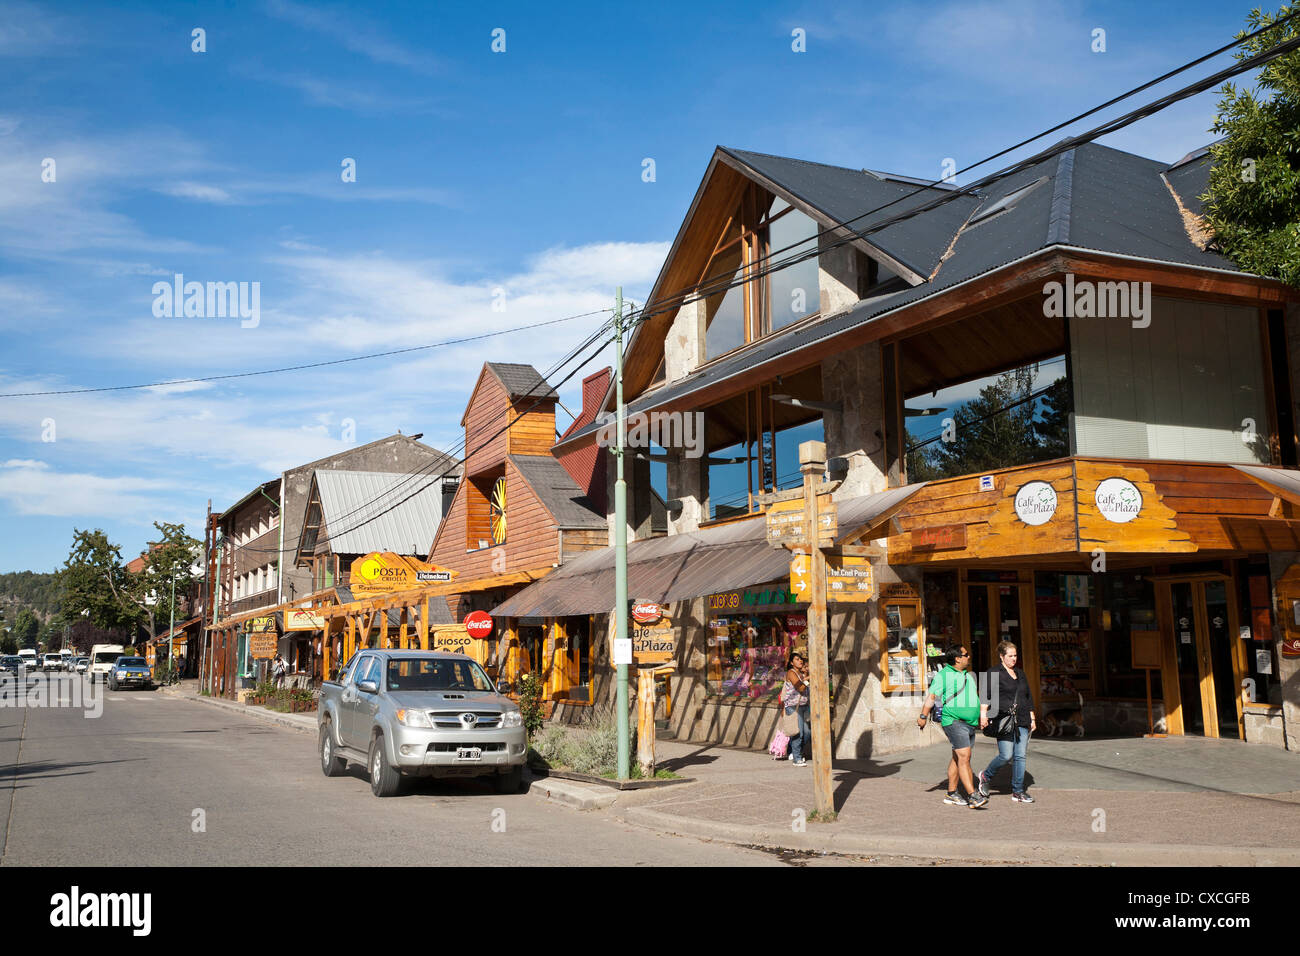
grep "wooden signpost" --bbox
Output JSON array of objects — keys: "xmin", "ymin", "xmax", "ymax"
[
  {"xmin": 767, "ymin": 495, "xmax": 836, "ymax": 548},
  {"xmin": 792, "ymin": 552, "xmax": 874, "ymax": 602},
  {"xmin": 1131, "ymin": 629, "xmax": 1165, "ymax": 738}
]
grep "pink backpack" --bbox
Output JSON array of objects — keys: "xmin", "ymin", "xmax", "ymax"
[{"xmin": 769, "ymin": 728, "xmax": 790, "ymax": 758}]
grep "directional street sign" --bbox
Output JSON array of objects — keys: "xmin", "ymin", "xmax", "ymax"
[
  {"xmin": 790, "ymin": 551, "xmax": 874, "ymax": 602},
  {"xmin": 766, "ymin": 495, "xmax": 837, "ymax": 548}
]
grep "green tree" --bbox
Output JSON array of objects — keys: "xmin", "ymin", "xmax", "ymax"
[
  {"xmin": 0, "ymin": 633, "xmax": 16, "ymax": 655},
  {"xmin": 1203, "ymin": 4, "xmax": 1300, "ymax": 286},
  {"xmin": 13, "ymin": 609, "xmax": 39, "ymax": 650},
  {"xmin": 927, "ymin": 367, "xmax": 1042, "ymax": 479},
  {"xmin": 59, "ymin": 529, "xmax": 140, "ymax": 633},
  {"xmin": 122, "ymin": 522, "xmax": 202, "ymax": 638},
  {"xmin": 1036, "ymin": 377, "xmax": 1071, "ymax": 460},
  {"xmin": 38, "ymin": 615, "xmax": 66, "ymax": 651}
]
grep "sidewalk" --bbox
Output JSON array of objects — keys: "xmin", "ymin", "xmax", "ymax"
[{"xmin": 606, "ymin": 735, "xmax": 1300, "ymax": 866}]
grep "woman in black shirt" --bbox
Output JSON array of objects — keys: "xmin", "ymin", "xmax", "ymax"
[{"xmin": 977, "ymin": 640, "xmax": 1038, "ymax": 802}]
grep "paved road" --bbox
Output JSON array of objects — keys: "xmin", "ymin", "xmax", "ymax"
[{"xmin": 0, "ymin": 674, "xmax": 847, "ymax": 867}]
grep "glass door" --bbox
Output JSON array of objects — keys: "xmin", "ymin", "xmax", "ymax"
[{"xmin": 1166, "ymin": 579, "xmax": 1241, "ymax": 738}]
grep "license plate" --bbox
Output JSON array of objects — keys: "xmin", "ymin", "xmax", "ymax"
[{"xmin": 455, "ymin": 747, "xmax": 482, "ymax": 761}]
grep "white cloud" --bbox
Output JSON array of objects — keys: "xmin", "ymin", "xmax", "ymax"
[
  {"xmin": 263, "ymin": 0, "xmax": 440, "ymax": 75},
  {"xmin": 0, "ymin": 459, "xmax": 175, "ymax": 518},
  {"xmin": 158, "ymin": 182, "xmax": 235, "ymax": 204}
]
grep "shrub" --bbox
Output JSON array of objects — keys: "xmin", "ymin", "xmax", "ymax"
[{"xmin": 516, "ymin": 672, "xmax": 546, "ymax": 740}]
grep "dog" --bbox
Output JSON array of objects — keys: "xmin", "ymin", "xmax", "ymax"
[{"xmin": 1040, "ymin": 693, "xmax": 1085, "ymax": 737}]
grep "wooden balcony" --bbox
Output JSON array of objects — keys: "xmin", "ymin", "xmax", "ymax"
[{"xmin": 884, "ymin": 457, "xmax": 1300, "ymax": 567}]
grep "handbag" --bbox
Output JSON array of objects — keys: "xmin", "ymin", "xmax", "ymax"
[
  {"xmin": 983, "ymin": 706, "xmax": 1017, "ymax": 738},
  {"xmin": 769, "ymin": 728, "xmax": 790, "ymax": 758}
]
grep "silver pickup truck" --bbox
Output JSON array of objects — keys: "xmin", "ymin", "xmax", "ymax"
[{"xmin": 318, "ymin": 650, "xmax": 527, "ymax": 797}]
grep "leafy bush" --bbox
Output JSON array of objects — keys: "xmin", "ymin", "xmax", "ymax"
[{"xmin": 516, "ymin": 672, "xmax": 546, "ymax": 740}]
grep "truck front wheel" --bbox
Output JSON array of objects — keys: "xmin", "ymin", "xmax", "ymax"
[
  {"xmin": 369, "ymin": 733, "xmax": 402, "ymax": 797},
  {"xmin": 320, "ymin": 722, "xmax": 346, "ymax": 777}
]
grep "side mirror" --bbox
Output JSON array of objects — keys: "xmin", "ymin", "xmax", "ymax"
[
  {"xmin": 496, "ymin": 679, "xmax": 511, "ymax": 695},
  {"xmin": 358, "ymin": 680, "xmax": 380, "ymax": 695}
]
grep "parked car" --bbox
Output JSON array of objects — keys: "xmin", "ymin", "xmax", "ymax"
[
  {"xmin": 318, "ymin": 650, "xmax": 526, "ymax": 797},
  {"xmin": 0, "ymin": 655, "xmax": 22, "ymax": 675},
  {"xmin": 88, "ymin": 644, "xmax": 125, "ymax": 682},
  {"xmin": 75, "ymin": 658, "xmax": 90, "ymax": 674},
  {"xmin": 108, "ymin": 656, "xmax": 153, "ymax": 691}
]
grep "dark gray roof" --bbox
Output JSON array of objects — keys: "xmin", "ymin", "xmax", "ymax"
[
  {"xmin": 561, "ymin": 141, "xmax": 1243, "ymax": 447},
  {"xmin": 487, "ymin": 363, "xmax": 558, "ymax": 400},
  {"xmin": 724, "ymin": 147, "xmax": 979, "ymax": 280},
  {"xmin": 509, "ymin": 455, "xmax": 606, "ymax": 529}
]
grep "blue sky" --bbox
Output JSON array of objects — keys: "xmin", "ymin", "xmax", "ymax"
[{"xmin": 0, "ymin": 0, "xmax": 1265, "ymax": 571}]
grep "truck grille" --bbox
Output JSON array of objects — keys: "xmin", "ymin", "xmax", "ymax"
[
  {"xmin": 428, "ymin": 711, "xmax": 501, "ymax": 729},
  {"xmin": 427, "ymin": 742, "xmax": 506, "ymax": 753}
]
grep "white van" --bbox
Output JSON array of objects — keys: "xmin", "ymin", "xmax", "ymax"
[
  {"xmin": 89, "ymin": 644, "xmax": 126, "ymax": 682},
  {"xmin": 16, "ymin": 648, "xmax": 37, "ymax": 670}
]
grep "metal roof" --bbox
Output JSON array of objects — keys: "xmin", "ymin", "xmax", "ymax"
[
  {"xmin": 560, "ymin": 141, "xmax": 1245, "ymax": 450},
  {"xmin": 312, "ymin": 470, "xmax": 446, "ymax": 557},
  {"xmin": 489, "ymin": 483, "xmax": 925, "ymax": 618}
]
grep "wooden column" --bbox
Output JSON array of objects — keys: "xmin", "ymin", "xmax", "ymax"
[{"xmin": 419, "ymin": 596, "xmax": 429, "ymax": 650}]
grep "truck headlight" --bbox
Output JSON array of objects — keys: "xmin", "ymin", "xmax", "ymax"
[
  {"xmin": 501, "ymin": 710, "xmax": 523, "ymax": 728},
  {"xmin": 396, "ymin": 708, "xmax": 433, "ymax": 728}
]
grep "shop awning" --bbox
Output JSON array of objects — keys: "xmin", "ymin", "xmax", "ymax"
[
  {"xmin": 1235, "ymin": 465, "xmax": 1300, "ymax": 507},
  {"xmin": 151, "ymin": 616, "xmax": 202, "ymax": 644},
  {"xmin": 490, "ymin": 483, "xmax": 926, "ymax": 618}
]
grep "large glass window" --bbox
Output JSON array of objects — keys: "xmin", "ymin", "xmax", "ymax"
[
  {"xmin": 700, "ymin": 184, "xmax": 822, "ymax": 361},
  {"xmin": 707, "ymin": 610, "xmax": 807, "ymax": 700}
]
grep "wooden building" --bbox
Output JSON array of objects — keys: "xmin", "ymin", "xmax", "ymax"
[
  {"xmin": 428, "ymin": 362, "xmax": 609, "ymax": 709},
  {"xmin": 526, "ymin": 141, "xmax": 1300, "ymax": 755}
]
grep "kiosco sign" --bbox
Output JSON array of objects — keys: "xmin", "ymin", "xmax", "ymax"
[{"xmin": 463, "ymin": 611, "xmax": 494, "ymax": 638}]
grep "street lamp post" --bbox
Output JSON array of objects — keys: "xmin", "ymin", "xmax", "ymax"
[{"xmin": 168, "ymin": 562, "xmax": 177, "ymax": 680}]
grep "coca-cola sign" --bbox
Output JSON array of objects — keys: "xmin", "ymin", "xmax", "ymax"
[
  {"xmin": 463, "ymin": 611, "xmax": 493, "ymax": 638},
  {"xmin": 1013, "ymin": 480, "xmax": 1058, "ymax": 526},
  {"xmin": 631, "ymin": 602, "xmax": 663, "ymax": 624},
  {"xmin": 1094, "ymin": 477, "xmax": 1143, "ymax": 523}
]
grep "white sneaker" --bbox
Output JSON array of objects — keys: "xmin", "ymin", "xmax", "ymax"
[{"xmin": 793, "ymin": 758, "xmax": 808, "ymax": 767}]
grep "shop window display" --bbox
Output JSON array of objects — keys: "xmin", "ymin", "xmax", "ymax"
[
  {"xmin": 1034, "ymin": 572, "xmax": 1097, "ymax": 702},
  {"xmin": 707, "ymin": 612, "xmax": 807, "ymax": 700},
  {"xmin": 1096, "ymin": 572, "xmax": 1159, "ymax": 700}
]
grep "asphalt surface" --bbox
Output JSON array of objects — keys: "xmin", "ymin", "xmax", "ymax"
[{"xmin": 0, "ymin": 673, "xmax": 852, "ymax": 867}]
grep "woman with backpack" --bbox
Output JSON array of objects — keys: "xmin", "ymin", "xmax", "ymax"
[{"xmin": 977, "ymin": 640, "xmax": 1038, "ymax": 803}]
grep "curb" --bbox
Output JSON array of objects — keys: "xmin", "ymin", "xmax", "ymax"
[
  {"xmin": 163, "ymin": 688, "xmax": 317, "ymax": 736},
  {"xmin": 525, "ymin": 769, "xmax": 619, "ymax": 811},
  {"xmin": 618, "ymin": 807, "xmax": 1300, "ymax": 866}
]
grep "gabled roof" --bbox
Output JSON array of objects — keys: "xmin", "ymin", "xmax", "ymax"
[
  {"xmin": 302, "ymin": 470, "xmax": 447, "ymax": 559},
  {"xmin": 563, "ymin": 140, "xmax": 1258, "ymax": 448},
  {"xmin": 487, "ymin": 362, "xmax": 558, "ymax": 400},
  {"xmin": 508, "ymin": 455, "xmax": 605, "ymax": 530}
]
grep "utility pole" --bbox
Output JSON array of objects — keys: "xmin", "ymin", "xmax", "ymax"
[
  {"xmin": 168, "ymin": 560, "xmax": 177, "ymax": 679},
  {"xmin": 800, "ymin": 440, "xmax": 834, "ymax": 816},
  {"xmin": 614, "ymin": 287, "xmax": 631, "ymax": 781}
]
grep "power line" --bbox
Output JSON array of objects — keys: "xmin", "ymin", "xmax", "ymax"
[
  {"xmin": 622, "ymin": 16, "xmax": 1300, "ymax": 335},
  {"xmin": 217, "ymin": 317, "xmax": 619, "ymax": 566},
  {"xmin": 0, "ymin": 308, "xmax": 612, "ymax": 399},
  {"xmin": 905, "ymin": 357, "xmax": 1068, "ymax": 446},
  {"xmin": 906, "ymin": 380, "xmax": 1063, "ymax": 455}
]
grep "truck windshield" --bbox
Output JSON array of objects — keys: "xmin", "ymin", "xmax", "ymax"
[
  {"xmin": 93, "ymin": 652, "xmax": 122, "ymax": 665},
  {"xmin": 386, "ymin": 658, "xmax": 494, "ymax": 693}
]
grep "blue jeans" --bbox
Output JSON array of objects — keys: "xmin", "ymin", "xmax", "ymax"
[
  {"xmin": 787, "ymin": 703, "xmax": 811, "ymax": 760},
  {"xmin": 982, "ymin": 725, "xmax": 1030, "ymax": 792}
]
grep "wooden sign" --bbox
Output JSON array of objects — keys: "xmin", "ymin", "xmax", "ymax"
[
  {"xmin": 430, "ymin": 626, "xmax": 475, "ymax": 654},
  {"xmin": 615, "ymin": 614, "xmax": 676, "ymax": 665},
  {"xmin": 349, "ymin": 552, "xmax": 459, "ymax": 598},
  {"xmin": 790, "ymin": 553, "xmax": 874, "ymax": 602},
  {"xmin": 1130, "ymin": 629, "xmax": 1162, "ymax": 669},
  {"xmin": 911, "ymin": 524, "xmax": 967, "ymax": 552},
  {"xmin": 766, "ymin": 496, "xmax": 837, "ymax": 548},
  {"xmin": 249, "ymin": 632, "xmax": 278, "ymax": 660},
  {"xmin": 284, "ymin": 608, "xmax": 327, "ymax": 631},
  {"xmin": 880, "ymin": 582, "xmax": 919, "ymax": 600}
]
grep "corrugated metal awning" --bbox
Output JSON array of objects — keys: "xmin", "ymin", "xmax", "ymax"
[{"xmin": 490, "ymin": 483, "xmax": 926, "ymax": 618}]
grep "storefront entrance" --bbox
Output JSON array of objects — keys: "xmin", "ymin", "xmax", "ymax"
[
  {"xmin": 962, "ymin": 576, "xmax": 1034, "ymax": 678},
  {"xmin": 1156, "ymin": 576, "xmax": 1243, "ymax": 739}
]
